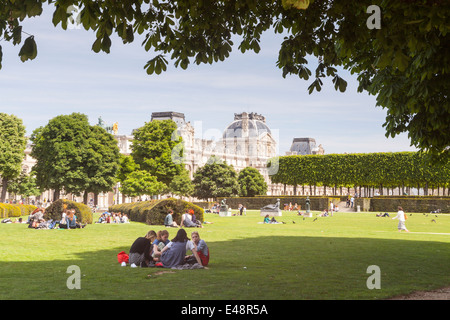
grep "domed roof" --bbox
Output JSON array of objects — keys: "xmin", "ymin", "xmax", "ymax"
[{"xmin": 223, "ymin": 112, "xmax": 271, "ymax": 139}]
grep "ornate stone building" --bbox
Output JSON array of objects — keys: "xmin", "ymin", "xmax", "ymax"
[
  {"xmin": 286, "ymin": 138, "xmax": 325, "ymax": 156},
  {"xmin": 163, "ymin": 112, "xmax": 278, "ymax": 184},
  {"xmin": 149, "ymin": 111, "xmax": 323, "ymax": 196}
]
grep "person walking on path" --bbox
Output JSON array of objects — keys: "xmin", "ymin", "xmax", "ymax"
[{"xmin": 392, "ymin": 206, "xmax": 410, "ymax": 232}]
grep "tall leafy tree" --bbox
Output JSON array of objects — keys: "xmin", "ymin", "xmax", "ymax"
[
  {"xmin": 31, "ymin": 113, "xmax": 91, "ymax": 200},
  {"xmin": 82, "ymin": 125, "xmax": 120, "ymax": 204},
  {"xmin": 192, "ymin": 157, "xmax": 240, "ymax": 200},
  {"xmin": 238, "ymin": 167, "xmax": 268, "ymax": 197},
  {"xmin": 31, "ymin": 113, "xmax": 120, "ymax": 202},
  {"xmin": 0, "ymin": 113, "xmax": 27, "ymax": 202},
  {"xmin": 131, "ymin": 119, "xmax": 184, "ymax": 186}
]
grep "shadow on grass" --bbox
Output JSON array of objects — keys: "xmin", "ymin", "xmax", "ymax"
[{"xmin": 1, "ymin": 235, "xmax": 449, "ymax": 300}]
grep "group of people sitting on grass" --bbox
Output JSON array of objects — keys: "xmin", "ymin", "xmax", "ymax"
[
  {"xmin": 164, "ymin": 209, "xmax": 205, "ymax": 228},
  {"xmin": 263, "ymin": 214, "xmax": 284, "ymax": 224},
  {"xmin": 123, "ymin": 228, "xmax": 210, "ymax": 269},
  {"xmin": 95, "ymin": 212, "xmax": 129, "ymax": 224},
  {"xmin": 26, "ymin": 207, "xmax": 86, "ymax": 229}
]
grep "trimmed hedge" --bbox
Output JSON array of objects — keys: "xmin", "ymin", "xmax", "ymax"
[
  {"xmin": 221, "ymin": 196, "xmax": 450, "ymax": 213},
  {"xmin": 365, "ymin": 197, "xmax": 450, "ymax": 213},
  {"xmin": 269, "ymin": 152, "xmax": 450, "ymax": 190},
  {"xmin": 0, "ymin": 203, "xmax": 37, "ymax": 218},
  {"xmin": 44, "ymin": 199, "xmax": 93, "ymax": 224},
  {"xmin": 109, "ymin": 198, "xmax": 204, "ymax": 226}
]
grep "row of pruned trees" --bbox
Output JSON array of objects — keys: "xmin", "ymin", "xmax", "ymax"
[{"xmin": 268, "ymin": 152, "xmax": 450, "ymax": 197}]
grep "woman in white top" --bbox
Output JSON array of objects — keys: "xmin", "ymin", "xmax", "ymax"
[
  {"xmin": 181, "ymin": 210, "xmax": 197, "ymax": 227},
  {"xmin": 392, "ymin": 206, "xmax": 409, "ymax": 232}
]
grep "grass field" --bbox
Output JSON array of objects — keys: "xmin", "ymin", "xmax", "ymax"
[{"xmin": 1, "ymin": 209, "xmax": 449, "ymax": 300}]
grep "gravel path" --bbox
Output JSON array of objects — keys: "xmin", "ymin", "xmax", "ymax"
[{"xmin": 387, "ymin": 286, "xmax": 450, "ymax": 300}]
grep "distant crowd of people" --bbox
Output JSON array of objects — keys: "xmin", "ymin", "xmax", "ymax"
[
  {"xmin": 96, "ymin": 212, "xmax": 129, "ymax": 224},
  {"xmin": 20, "ymin": 207, "xmax": 86, "ymax": 229},
  {"xmin": 163, "ymin": 209, "xmax": 210, "ymax": 228}
]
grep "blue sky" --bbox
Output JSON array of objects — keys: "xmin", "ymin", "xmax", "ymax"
[{"xmin": 0, "ymin": 5, "xmax": 417, "ymax": 155}]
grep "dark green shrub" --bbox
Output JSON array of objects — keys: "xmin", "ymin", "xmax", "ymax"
[
  {"xmin": 44, "ymin": 199, "xmax": 93, "ymax": 224},
  {"xmin": 109, "ymin": 198, "xmax": 204, "ymax": 225}
]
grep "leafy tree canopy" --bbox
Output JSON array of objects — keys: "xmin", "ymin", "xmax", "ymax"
[
  {"xmin": 120, "ymin": 170, "xmax": 166, "ymax": 198},
  {"xmin": 131, "ymin": 119, "xmax": 184, "ymax": 186},
  {"xmin": 83, "ymin": 124, "xmax": 121, "ymax": 196},
  {"xmin": 238, "ymin": 166, "xmax": 268, "ymax": 197},
  {"xmin": 169, "ymin": 168, "xmax": 194, "ymax": 197},
  {"xmin": 0, "ymin": 113, "xmax": 27, "ymax": 202},
  {"xmin": 7, "ymin": 172, "xmax": 41, "ymax": 200},
  {"xmin": 0, "ymin": 113, "xmax": 27, "ymax": 179},
  {"xmin": 30, "ymin": 112, "xmax": 91, "ymax": 198},
  {"xmin": 116, "ymin": 154, "xmax": 140, "ymax": 184},
  {"xmin": 30, "ymin": 112, "xmax": 120, "ymax": 201},
  {"xmin": 192, "ymin": 156, "xmax": 240, "ymax": 200},
  {"xmin": 1, "ymin": 0, "xmax": 449, "ymax": 160},
  {"xmin": 269, "ymin": 152, "xmax": 450, "ymax": 189}
]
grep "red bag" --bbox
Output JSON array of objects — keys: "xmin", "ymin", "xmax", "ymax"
[{"xmin": 117, "ymin": 251, "xmax": 129, "ymax": 264}]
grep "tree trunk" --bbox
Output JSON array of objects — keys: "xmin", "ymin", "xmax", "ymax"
[
  {"xmin": 94, "ymin": 192, "xmax": 99, "ymax": 206},
  {"xmin": 53, "ymin": 189, "xmax": 60, "ymax": 201},
  {"xmin": 1, "ymin": 179, "xmax": 8, "ymax": 203}
]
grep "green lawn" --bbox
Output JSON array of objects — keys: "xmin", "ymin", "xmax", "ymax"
[{"xmin": 1, "ymin": 210, "xmax": 449, "ymax": 300}]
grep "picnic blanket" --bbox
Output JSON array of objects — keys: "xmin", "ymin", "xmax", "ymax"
[{"xmin": 170, "ymin": 263, "xmax": 204, "ymax": 270}]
